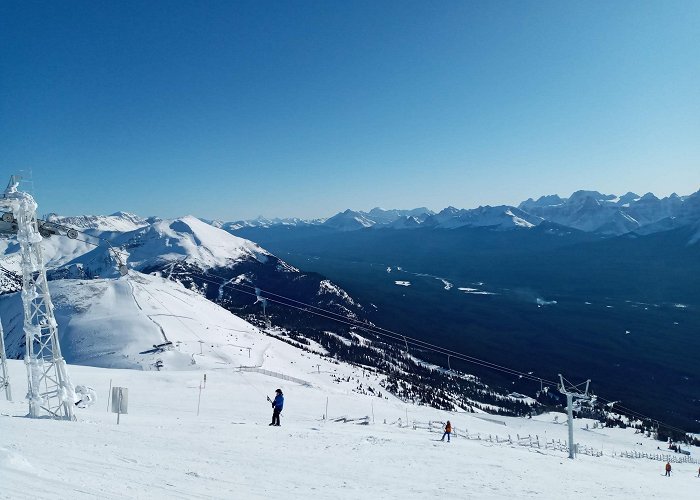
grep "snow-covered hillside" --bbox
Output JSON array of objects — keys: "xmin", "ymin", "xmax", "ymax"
[
  {"xmin": 1, "ymin": 350, "xmax": 698, "ymax": 498},
  {"xmin": 0, "ymin": 273, "xmax": 262, "ymax": 371}
]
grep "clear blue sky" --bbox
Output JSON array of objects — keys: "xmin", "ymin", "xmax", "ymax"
[{"xmin": 1, "ymin": 1, "xmax": 698, "ymax": 219}]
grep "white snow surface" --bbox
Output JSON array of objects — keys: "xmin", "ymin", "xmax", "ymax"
[{"xmin": 1, "ymin": 356, "xmax": 698, "ymax": 498}]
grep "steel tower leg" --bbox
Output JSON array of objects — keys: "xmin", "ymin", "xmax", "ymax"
[{"xmin": 0, "ymin": 319, "xmax": 11, "ymax": 401}]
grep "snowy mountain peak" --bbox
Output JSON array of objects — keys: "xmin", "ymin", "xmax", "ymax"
[
  {"xmin": 46, "ymin": 212, "xmax": 149, "ymax": 232},
  {"xmin": 51, "ymin": 216, "xmax": 271, "ymax": 279},
  {"xmin": 617, "ymin": 192, "xmax": 641, "ymax": 205},
  {"xmin": 323, "ymin": 210, "xmax": 375, "ymax": 231},
  {"xmin": 124, "ymin": 216, "xmax": 270, "ymax": 270},
  {"xmin": 519, "ymin": 194, "xmax": 566, "ymax": 210}
]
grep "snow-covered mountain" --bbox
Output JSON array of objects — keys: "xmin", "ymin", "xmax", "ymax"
[
  {"xmin": 365, "ymin": 207, "xmax": 434, "ymax": 224},
  {"xmin": 43, "ymin": 215, "xmax": 369, "ymax": 326},
  {"xmin": 222, "ymin": 188, "xmax": 700, "ymax": 237},
  {"xmin": 323, "ymin": 209, "xmax": 377, "ymax": 231},
  {"xmin": 211, "ymin": 215, "xmax": 324, "ymax": 232},
  {"xmin": 518, "ymin": 189, "xmax": 700, "ymax": 235},
  {"xmin": 46, "ymin": 211, "xmax": 151, "ymax": 232},
  {"xmin": 47, "ymin": 215, "xmax": 272, "ymax": 278},
  {"xmin": 423, "ymin": 205, "xmax": 543, "ymax": 230}
]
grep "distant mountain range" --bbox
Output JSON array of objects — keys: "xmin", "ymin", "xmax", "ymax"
[{"xmin": 215, "ymin": 189, "xmax": 700, "ymax": 237}]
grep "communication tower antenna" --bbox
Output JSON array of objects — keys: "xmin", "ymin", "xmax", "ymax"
[
  {"xmin": 1, "ymin": 176, "xmax": 75, "ymax": 420},
  {"xmin": 558, "ymin": 374, "xmax": 591, "ymax": 459}
]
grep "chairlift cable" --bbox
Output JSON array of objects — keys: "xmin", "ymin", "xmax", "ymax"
[{"xmin": 29, "ymin": 220, "xmax": 696, "ymax": 437}]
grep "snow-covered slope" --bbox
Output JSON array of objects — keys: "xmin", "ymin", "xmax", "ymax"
[
  {"xmin": 0, "ymin": 273, "xmax": 262, "ymax": 370},
  {"xmin": 1, "ymin": 352, "xmax": 698, "ymax": 498}
]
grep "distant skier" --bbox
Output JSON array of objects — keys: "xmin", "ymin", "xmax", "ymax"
[
  {"xmin": 440, "ymin": 420, "xmax": 452, "ymax": 442},
  {"xmin": 697, "ymin": 466, "xmax": 699, "ymax": 478},
  {"xmin": 665, "ymin": 461, "xmax": 671, "ymax": 477},
  {"xmin": 267, "ymin": 389, "xmax": 284, "ymax": 426}
]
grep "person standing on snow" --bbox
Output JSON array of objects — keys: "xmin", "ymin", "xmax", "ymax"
[
  {"xmin": 441, "ymin": 420, "xmax": 452, "ymax": 442},
  {"xmin": 268, "ymin": 389, "xmax": 284, "ymax": 426},
  {"xmin": 665, "ymin": 462, "xmax": 671, "ymax": 477}
]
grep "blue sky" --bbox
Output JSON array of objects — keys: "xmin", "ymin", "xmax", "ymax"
[{"xmin": 1, "ymin": 1, "xmax": 698, "ymax": 219}]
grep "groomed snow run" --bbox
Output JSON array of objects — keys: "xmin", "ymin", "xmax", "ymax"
[{"xmin": 1, "ymin": 355, "xmax": 698, "ymax": 498}]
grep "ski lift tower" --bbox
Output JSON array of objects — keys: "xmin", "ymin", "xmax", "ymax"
[
  {"xmin": 558, "ymin": 374, "xmax": 591, "ymax": 459},
  {"xmin": 0, "ymin": 176, "xmax": 75, "ymax": 420}
]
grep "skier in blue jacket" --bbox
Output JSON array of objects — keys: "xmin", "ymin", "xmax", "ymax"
[{"xmin": 269, "ymin": 389, "xmax": 284, "ymax": 426}]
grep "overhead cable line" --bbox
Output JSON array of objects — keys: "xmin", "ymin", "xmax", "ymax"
[
  {"xmin": 41, "ymin": 220, "xmax": 697, "ymax": 437},
  {"xmin": 187, "ymin": 269, "xmax": 697, "ymax": 436}
]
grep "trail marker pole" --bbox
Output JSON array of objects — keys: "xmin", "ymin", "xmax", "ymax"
[
  {"xmin": 197, "ymin": 382, "xmax": 203, "ymax": 416},
  {"xmin": 107, "ymin": 379, "xmax": 112, "ymax": 412},
  {"xmin": 325, "ymin": 397, "xmax": 328, "ymax": 421}
]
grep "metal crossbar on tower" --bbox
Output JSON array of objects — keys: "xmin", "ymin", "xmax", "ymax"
[
  {"xmin": 558, "ymin": 374, "xmax": 592, "ymax": 459},
  {"xmin": 1, "ymin": 176, "xmax": 75, "ymax": 420}
]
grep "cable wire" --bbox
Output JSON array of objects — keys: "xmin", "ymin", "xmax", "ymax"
[{"xmin": 41, "ymin": 219, "xmax": 698, "ymax": 437}]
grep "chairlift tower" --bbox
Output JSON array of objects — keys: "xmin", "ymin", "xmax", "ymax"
[
  {"xmin": 1, "ymin": 176, "xmax": 75, "ymax": 420},
  {"xmin": 558, "ymin": 374, "xmax": 591, "ymax": 459}
]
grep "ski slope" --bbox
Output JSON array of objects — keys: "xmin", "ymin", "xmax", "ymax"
[
  {"xmin": 0, "ymin": 274, "xmax": 698, "ymax": 498},
  {"xmin": 0, "ymin": 273, "xmax": 262, "ymax": 370},
  {"xmin": 1, "ymin": 350, "xmax": 698, "ymax": 498}
]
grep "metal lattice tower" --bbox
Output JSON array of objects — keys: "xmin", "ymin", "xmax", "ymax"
[{"xmin": 2, "ymin": 177, "xmax": 75, "ymax": 420}]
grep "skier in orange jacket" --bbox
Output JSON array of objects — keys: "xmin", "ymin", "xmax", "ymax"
[
  {"xmin": 441, "ymin": 421, "xmax": 452, "ymax": 442},
  {"xmin": 665, "ymin": 462, "xmax": 671, "ymax": 477}
]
